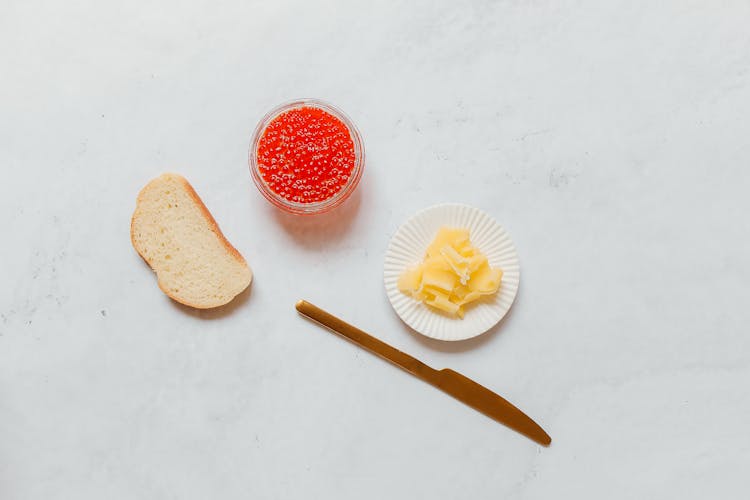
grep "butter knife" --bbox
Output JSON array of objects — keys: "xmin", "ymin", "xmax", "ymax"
[{"xmin": 295, "ymin": 300, "xmax": 552, "ymax": 446}]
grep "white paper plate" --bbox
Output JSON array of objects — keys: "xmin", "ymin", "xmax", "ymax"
[{"xmin": 384, "ymin": 203, "xmax": 520, "ymax": 341}]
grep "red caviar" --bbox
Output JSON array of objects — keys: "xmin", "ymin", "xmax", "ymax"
[{"xmin": 256, "ymin": 106, "xmax": 355, "ymax": 204}]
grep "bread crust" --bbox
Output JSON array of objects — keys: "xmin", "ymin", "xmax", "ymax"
[{"xmin": 130, "ymin": 173, "xmax": 252, "ymax": 309}]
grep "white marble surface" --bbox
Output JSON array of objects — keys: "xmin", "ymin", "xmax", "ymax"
[{"xmin": 2, "ymin": 1, "xmax": 749, "ymax": 498}]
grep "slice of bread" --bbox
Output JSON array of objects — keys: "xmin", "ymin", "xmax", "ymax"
[{"xmin": 131, "ymin": 173, "xmax": 252, "ymax": 309}]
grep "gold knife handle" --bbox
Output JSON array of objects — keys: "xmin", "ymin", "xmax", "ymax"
[{"xmin": 295, "ymin": 300, "xmax": 438, "ymax": 380}]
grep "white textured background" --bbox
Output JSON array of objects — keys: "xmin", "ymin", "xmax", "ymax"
[{"xmin": 2, "ymin": 1, "xmax": 749, "ymax": 498}]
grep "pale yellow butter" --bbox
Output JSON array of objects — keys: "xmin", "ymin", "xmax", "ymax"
[{"xmin": 398, "ymin": 227, "xmax": 503, "ymax": 318}]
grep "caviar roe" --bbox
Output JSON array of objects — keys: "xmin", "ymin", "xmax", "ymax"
[{"xmin": 256, "ymin": 106, "xmax": 356, "ymax": 204}]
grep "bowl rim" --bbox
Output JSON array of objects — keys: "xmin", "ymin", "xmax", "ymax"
[{"xmin": 248, "ymin": 98, "xmax": 365, "ymax": 215}]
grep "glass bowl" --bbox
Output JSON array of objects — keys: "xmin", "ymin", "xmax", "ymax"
[{"xmin": 249, "ymin": 99, "xmax": 365, "ymax": 215}]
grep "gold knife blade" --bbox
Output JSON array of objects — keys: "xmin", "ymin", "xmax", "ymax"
[{"xmin": 295, "ymin": 300, "xmax": 552, "ymax": 446}]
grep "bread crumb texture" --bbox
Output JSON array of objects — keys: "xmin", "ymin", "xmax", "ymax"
[{"xmin": 130, "ymin": 173, "xmax": 252, "ymax": 309}]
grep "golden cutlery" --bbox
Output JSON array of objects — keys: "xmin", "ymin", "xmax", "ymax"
[{"xmin": 295, "ymin": 300, "xmax": 551, "ymax": 446}]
